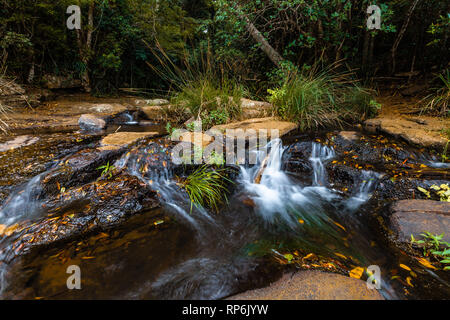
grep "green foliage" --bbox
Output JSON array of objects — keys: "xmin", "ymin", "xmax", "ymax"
[
  {"xmin": 179, "ymin": 165, "xmax": 231, "ymax": 213},
  {"xmin": 267, "ymin": 64, "xmax": 376, "ymax": 130},
  {"xmin": 411, "ymin": 232, "xmax": 450, "ymax": 271},
  {"xmin": 172, "ymin": 76, "xmax": 244, "ymax": 129},
  {"xmin": 420, "ymin": 69, "xmax": 449, "ymax": 117},
  {"xmin": 97, "ymin": 161, "xmax": 116, "ymax": 179},
  {"xmin": 442, "ymin": 140, "xmax": 449, "ymax": 163}
]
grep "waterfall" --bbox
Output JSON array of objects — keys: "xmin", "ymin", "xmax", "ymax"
[
  {"xmin": 345, "ymin": 171, "xmax": 380, "ymax": 211},
  {"xmin": 239, "ymin": 139, "xmax": 339, "ymax": 228},
  {"xmin": 0, "ymin": 174, "xmax": 45, "ymax": 226},
  {"xmin": 309, "ymin": 142, "xmax": 335, "ymax": 186}
]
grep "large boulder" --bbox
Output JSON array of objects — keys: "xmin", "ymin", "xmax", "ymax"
[
  {"xmin": 42, "ymin": 74, "xmax": 82, "ymax": 90},
  {"xmin": 228, "ymin": 271, "xmax": 384, "ymax": 300},
  {"xmin": 389, "ymin": 200, "xmax": 450, "ymax": 244}
]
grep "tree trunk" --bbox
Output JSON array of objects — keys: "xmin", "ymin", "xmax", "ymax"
[
  {"xmin": 76, "ymin": 1, "xmax": 95, "ymax": 93},
  {"xmin": 244, "ymin": 17, "xmax": 284, "ymax": 67},
  {"xmin": 362, "ymin": 30, "xmax": 370, "ymax": 73},
  {"xmin": 391, "ymin": 0, "xmax": 420, "ymax": 74}
]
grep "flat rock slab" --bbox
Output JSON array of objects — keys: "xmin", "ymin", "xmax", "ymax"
[
  {"xmin": 0, "ymin": 135, "xmax": 39, "ymax": 152},
  {"xmin": 390, "ymin": 200, "xmax": 450, "ymax": 243},
  {"xmin": 211, "ymin": 117, "xmax": 298, "ymax": 138},
  {"xmin": 100, "ymin": 132, "xmax": 159, "ymax": 150},
  {"xmin": 364, "ymin": 117, "xmax": 449, "ymax": 150},
  {"xmin": 228, "ymin": 271, "xmax": 384, "ymax": 300}
]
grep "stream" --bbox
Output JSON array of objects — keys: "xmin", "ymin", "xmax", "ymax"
[{"xmin": 0, "ymin": 124, "xmax": 449, "ymax": 300}]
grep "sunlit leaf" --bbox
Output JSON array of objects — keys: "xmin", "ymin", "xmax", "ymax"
[{"xmin": 349, "ymin": 267, "xmax": 364, "ymax": 279}]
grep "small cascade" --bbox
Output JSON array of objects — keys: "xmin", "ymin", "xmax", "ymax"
[
  {"xmin": 345, "ymin": 171, "xmax": 380, "ymax": 211},
  {"xmin": 309, "ymin": 142, "xmax": 335, "ymax": 186},
  {"xmin": 239, "ymin": 139, "xmax": 338, "ymax": 228},
  {"xmin": 0, "ymin": 174, "xmax": 45, "ymax": 226},
  {"xmin": 117, "ymin": 143, "xmax": 214, "ymax": 231}
]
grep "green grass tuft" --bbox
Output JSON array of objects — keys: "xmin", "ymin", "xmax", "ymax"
[
  {"xmin": 179, "ymin": 165, "xmax": 232, "ymax": 213},
  {"xmin": 267, "ymin": 64, "xmax": 378, "ymax": 130},
  {"xmin": 420, "ymin": 69, "xmax": 449, "ymax": 117}
]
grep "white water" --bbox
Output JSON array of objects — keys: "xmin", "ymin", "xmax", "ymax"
[
  {"xmin": 309, "ymin": 142, "xmax": 336, "ymax": 186},
  {"xmin": 238, "ymin": 139, "xmax": 342, "ymax": 228},
  {"xmin": 0, "ymin": 174, "xmax": 45, "ymax": 226}
]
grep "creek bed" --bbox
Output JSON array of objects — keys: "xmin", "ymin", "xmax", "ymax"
[{"xmin": 0, "ymin": 128, "xmax": 449, "ymax": 300}]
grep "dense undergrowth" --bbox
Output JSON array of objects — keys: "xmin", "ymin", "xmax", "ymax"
[{"xmin": 267, "ymin": 64, "xmax": 378, "ymax": 130}]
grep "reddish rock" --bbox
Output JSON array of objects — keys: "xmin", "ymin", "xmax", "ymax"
[
  {"xmin": 228, "ymin": 271, "xmax": 384, "ymax": 300},
  {"xmin": 389, "ymin": 200, "xmax": 450, "ymax": 243}
]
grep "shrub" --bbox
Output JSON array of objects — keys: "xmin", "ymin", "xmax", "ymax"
[
  {"xmin": 146, "ymin": 43, "xmax": 247, "ymax": 129},
  {"xmin": 267, "ymin": 64, "xmax": 377, "ymax": 130}
]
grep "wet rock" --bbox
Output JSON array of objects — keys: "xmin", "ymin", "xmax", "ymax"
[
  {"xmin": 78, "ymin": 114, "xmax": 106, "ymax": 131},
  {"xmin": 326, "ymin": 164, "xmax": 362, "ymax": 192},
  {"xmin": 228, "ymin": 271, "xmax": 384, "ymax": 300},
  {"xmin": 211, "ymin": 117, "xmax": 298, "ymax": 139},
  {"xmin": 40, "ymin": 147, "xmax": 124, "ymax": 197},
  {"xmin": 363, "ymin": 117, "xmax": 449, "ymax": 150},
  {"xmin": 332, "ymin": 132, "xmax": 413, "ymax": 166},
  {"xmin": 338, "ymin": 131, "xmax": 361, "ymax": 142},
  {"xmin": 42, "ymin": 74, "xmax": 82, "ymax": 89},
  {"xmin": 0, "ymin": 174, "xmax": 160, "ymax": 261},
  {"xmin": 99, "ymin": 132, "xmax": 159, "ymax": 151},
  {"xmin": 283, "ymin": 142, "xmax": 313, "ymax": 175},
  {"xmin": 373, "ymin": 177, "xmax": 448, "ymax": 201},
  {"xmin": 389, "ymin": 200, "xmax": 450, "ymax": 244}
]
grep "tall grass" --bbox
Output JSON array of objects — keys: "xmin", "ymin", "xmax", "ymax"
[
  {"xmin": 179, "ymin": 165, "xmax": 231, "ymax": 214},
  {"xmin": 145, "ymin": 41, "xmax": 247, "ymax": 128},
  {"xmin": 267, "ymin": 63, "xmax": 377, "ymax": 130},
  {"xmin": 420, "ymin": 69, "xmax": 449, "ymax": 117}
]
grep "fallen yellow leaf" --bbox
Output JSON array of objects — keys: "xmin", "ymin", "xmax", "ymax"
[
  {"xmin": 406, "ymin": 276, "xmax": 414, "ymax": 287},
  {"xmin": 399, "ymin": 264, "xmax": 412, "ymax": 271},
  {"xmin": 333, "ymin": 222, "xmax": 346, "ymax": 231},
  {"xmin": 349, "ymin": 267, "xmax": 364, "ymax": 279},
  {"xmin": 335, "ymin": 252, "xmax": 347, "ymax": 260},
  {"xmin": 416, "ymin": 257, "xmax": 437, "ymax": 270}
]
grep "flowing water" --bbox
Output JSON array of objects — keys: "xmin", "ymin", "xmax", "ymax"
[{"xmin": 0, "ymin": 130, "xmax": 449, "ymax": 299}]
